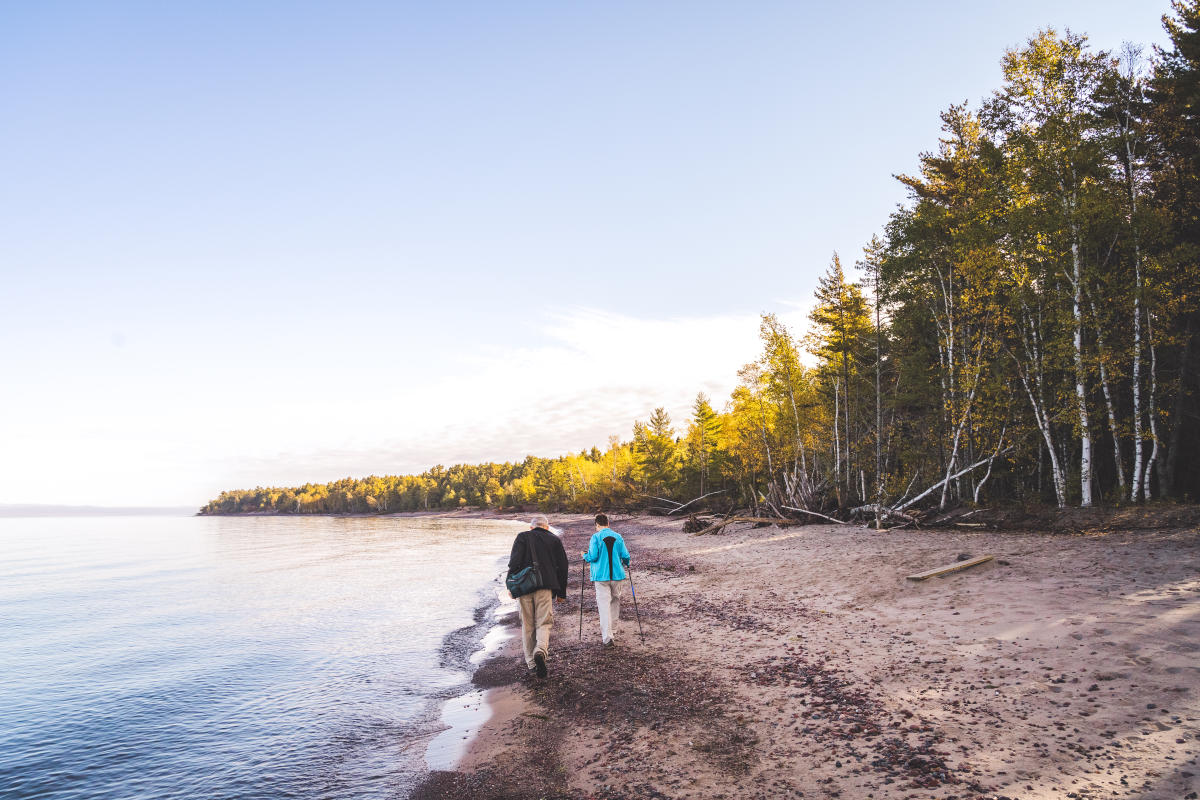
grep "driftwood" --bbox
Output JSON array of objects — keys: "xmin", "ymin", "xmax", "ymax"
[
  {"xmin": 848, "ymin": 503, "xmax": 919, "ymax": 525},
  {"xmin": 692, "ymin": 515, "xmax": 801, "ymax": 536},
  {"xmin": 688, "ymin": 469, "xmax": 1006, "ymax": 534},
  {"xmin": 906, "ymin": 554, "xmax": 994, "ymax": 581},
  {"xmin": 691, "ymin": 507, "xmax": 737, "ymax": 535}
]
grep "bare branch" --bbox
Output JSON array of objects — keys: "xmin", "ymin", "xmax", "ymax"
[
  {"xmin": 781, "ymin": 506, "xmax": 849, "ymax": 525},
  {"xmin": 666, "ymin": 490, "xmax": 727, "ymax": 516},
  {"xmin": 898, "ymin": 448, "xmax": 1014, "ymax": 511}
]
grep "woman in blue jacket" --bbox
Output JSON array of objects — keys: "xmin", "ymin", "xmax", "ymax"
[{"xmin": 581, "ymin": 512, "xmax": 630, "ymax": 646}]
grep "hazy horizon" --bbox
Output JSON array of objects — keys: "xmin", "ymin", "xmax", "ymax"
[{"xmin": 0, "ymin": 503, "xmax": 200, "ymax": 516}]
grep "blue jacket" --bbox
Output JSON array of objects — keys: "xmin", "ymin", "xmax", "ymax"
[{"xmin": 583, "ymin": 528, "xmax": 630, "ymax": 582}]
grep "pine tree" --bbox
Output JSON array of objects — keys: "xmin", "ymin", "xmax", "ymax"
[
  {"xmin": 683, "ymin": 393, "xmax": 723, "ymax": 498},
  {"xmin": 808, "ymin": 254, "xmax": 873, "ymax": 509},
  {"xmin": 633, "ymin": 408, "xmax": 679, "ymax": 498}
]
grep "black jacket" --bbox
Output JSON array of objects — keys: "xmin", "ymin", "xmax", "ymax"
[{"xmin": 508, "ymin": 527, "xmax": 570, "ymax": 599}]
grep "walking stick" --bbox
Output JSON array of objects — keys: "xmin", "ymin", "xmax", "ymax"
[
  {"xmin": 578, "ymin": 559, "xmax": 585, "ymax": 640},
  {"xmin": 626, "ymin": 567, "xmax": 645, "ymax": 644}
]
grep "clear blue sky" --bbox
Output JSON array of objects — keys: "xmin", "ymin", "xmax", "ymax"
[{"xmin": 1, "ymin": 0, "xmax": 1170, "ymax": 506}]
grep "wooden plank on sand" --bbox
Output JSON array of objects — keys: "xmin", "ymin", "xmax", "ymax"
[{"xmin": 906, "ymin": 554, "xmax": 994, "ymax": 581}]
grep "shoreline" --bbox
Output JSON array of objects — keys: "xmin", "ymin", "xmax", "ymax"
[
  {"xmin": 419, "ymin": 516, "xmax": 572, "ymax": 783},
  {"xmin": 195, "ymin": 503, "xmax": 1200, "ymax": 532},
  {"xmin": 194, "ymin": 508, "xmax": 523, "ymax": 519},
  {"xmin": 421, "ymin": 517, "xmax": 583, "ymax": 776},
  {"xmin": 424, "ymin": 585, "xmax": 518, "ymax": 773},
  {"xmin": 410, "ymin": 513, "xmax": 1200, "ymax": 800}
]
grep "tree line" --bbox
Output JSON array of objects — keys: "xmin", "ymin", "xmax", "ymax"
[{"xmin": 202, "ymin": 3, "xmax": 1200, "ymax": 519}]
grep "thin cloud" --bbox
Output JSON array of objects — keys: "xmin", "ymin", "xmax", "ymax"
[{"xmin": 234, "ymin": 305, "xmax": 813, "ymax": 487}]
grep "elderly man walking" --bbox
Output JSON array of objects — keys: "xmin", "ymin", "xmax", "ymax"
[
  {"xmin": 507, "ymin": 514, "xmax": 569, "ymax": 679},
  {"xmin": 582, "ymin": 513, "xmax": 630, "ymax": 646}
]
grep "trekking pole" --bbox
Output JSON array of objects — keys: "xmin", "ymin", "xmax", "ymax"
[
  {"xmin": 626, "ymin": 567, "xmax": 645, "ymax": 644},
  {"xmin": 578, "ymin": 558, "xmax": 586, "ymax": 640}
]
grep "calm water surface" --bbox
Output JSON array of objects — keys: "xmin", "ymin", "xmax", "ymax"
[{"xmin": 0, "ymin": 515, "xmax": 523, "ymax": 800}]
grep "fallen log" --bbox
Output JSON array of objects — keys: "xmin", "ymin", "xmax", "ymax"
[
  {"xmin": 906, "ymin": 554, "xmax": 994, "ymax": 581},
  {"xmin": 848, "ymin": 503, "xmax": 918, "ymax": 524}
]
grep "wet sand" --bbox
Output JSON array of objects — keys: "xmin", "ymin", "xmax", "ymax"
[{"xmin": 414, "ymin": 513, "xmax": 1200, "ymax": 800}]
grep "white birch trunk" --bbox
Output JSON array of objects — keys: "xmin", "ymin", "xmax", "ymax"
[
  {"xmin": 1127, "ymin": 133, "xmax": 1146, "ymax": 502},
  {"xmin": 1144, "ymin": 312, "xmax": 1159, "ymax": 499},
  {"xmin": 1131, "ymin": 255, "xmax": 1145, "ymax": 501},
  {"xmin": 875, "ymin": 270, "xmax": 884, "ymax": 530},
  {"xmin": 1019, "ymin": 369, "xmax": 1068, "ymax": 507},
  {"xmin": 1069, "ymin": 220, "xmax": 1094, "ymax": 507},
  {"xmin": 1087, "ymin": 294, "xmax": 1127, "ymax": 494},
  {"xmin": 1096, "ymin": 349, "xmax": 1125, "ymax": 495},
  {"xmin": 1017, "ymin": 300, "xmax": 1068, "ymax": 506},
  {"xmin": 832, "ymin": 380, "xmax": 841, "ymax": 493}
]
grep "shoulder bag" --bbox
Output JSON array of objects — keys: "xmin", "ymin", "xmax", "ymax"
[{"xmin": 505, "ymin": 532, "xmax": 543, "ymax": 598}]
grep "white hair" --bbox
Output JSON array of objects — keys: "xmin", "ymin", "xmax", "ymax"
[{"xmin": 531, "ymin": 513, "xmax": 550, "ymax": 528}]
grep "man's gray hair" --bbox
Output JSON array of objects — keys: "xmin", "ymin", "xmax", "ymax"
[{"xmin": 530, "ymin": 513, "xmax": 550, "ymax": 528}]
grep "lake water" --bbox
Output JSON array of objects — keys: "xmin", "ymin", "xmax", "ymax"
[{"xmin": 0, "ymin": 514, "xmax": 525, "ymax": 800}]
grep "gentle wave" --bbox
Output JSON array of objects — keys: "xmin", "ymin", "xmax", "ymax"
[{"xmin": 0, "ymin": 514, "xmax": 523, "ymax": 800}]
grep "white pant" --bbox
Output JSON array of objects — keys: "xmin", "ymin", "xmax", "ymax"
[{"xmin": 593, "ymin": 580, "xmax": 623, "ymax": 643}]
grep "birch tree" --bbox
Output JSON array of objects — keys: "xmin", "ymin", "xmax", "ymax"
[
  {"xmin": 893, "ymin": 106, "xmax": 1008, "ymax": 509},
  {"xmin": 988, "ymin": 29, "xmax": 1110, "ymax": 506},
  {"xmin": 1096, "ymin": 46, "xmax": 1155, "ymax": 499}
]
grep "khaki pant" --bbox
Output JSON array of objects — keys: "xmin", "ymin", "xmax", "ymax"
[
  {"xmin": 593, "ymin": 580, "xmax": 623, "ymax": 644},
  {"xmin": 518, "ymin": 588, "xmax": 554, "ymax": 670}
]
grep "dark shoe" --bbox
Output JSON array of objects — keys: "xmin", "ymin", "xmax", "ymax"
[{"xmin": 534, "ymin": 651, "xmax": 547, "ymax": 679}]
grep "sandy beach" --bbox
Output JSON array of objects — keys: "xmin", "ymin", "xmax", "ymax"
[{"xmin": 414, "ymin": 510, "xmax": 1200, "ymax": 800}]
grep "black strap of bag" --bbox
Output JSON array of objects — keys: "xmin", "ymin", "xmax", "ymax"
[
  {"xmin": 505, "ymin": 530, "xmax": 544, "ymax": 598},
  {"xmin": 526, "ymin": 531, "xmax": 542, "ymax": 577}
]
